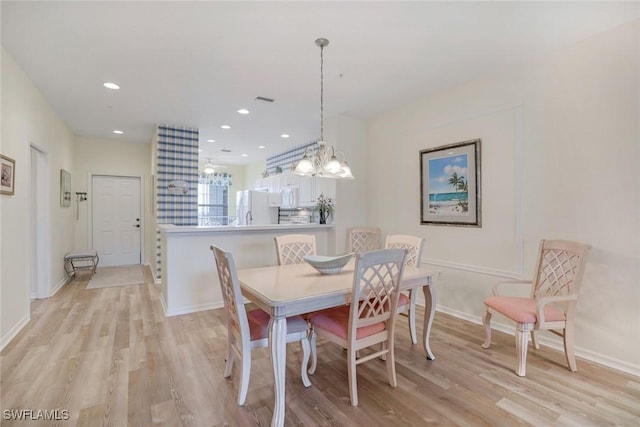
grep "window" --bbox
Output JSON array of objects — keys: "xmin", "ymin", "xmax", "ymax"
[{"xmin": 198, "ymin": 182, "xmax": 229, "ymax": 225}]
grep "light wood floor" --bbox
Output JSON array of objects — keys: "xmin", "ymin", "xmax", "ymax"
[{"xmin": 2, "ymin": 267, "xmax": 639, "ymax": 426}]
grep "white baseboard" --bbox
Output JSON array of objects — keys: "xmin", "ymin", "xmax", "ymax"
[
  {"xmin": 0, "ymin": 313, "xmax": 30, "ymax": 351},
  {"xmin": 50, "ymin": 275, "xmax": 71, "ymax": 297},
  {"xmin": 145, "ymin": 263, "xmax": 161, "ymax": 285},
  {"xmin": 163, "ymin": 301, "xmax": 224, "ymax": 317},
  {"xmin": 427, "ymin": 303, "xmax": 640, "ymax": 378}
]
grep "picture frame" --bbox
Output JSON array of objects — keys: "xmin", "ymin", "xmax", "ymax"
[
  {"xmin": 1, "ymin": 154, "xmax": 16, "ymax": 196},
  {"xmin": 420, "ymin": 138, "xmax": 481, "ymax": 227},
  {"xmin": 60, "ymin": 169, "xmax": 71, "ymax": 207}
]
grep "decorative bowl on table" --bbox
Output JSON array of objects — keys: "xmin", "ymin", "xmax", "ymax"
[{"xmin": 303, "ymin": 253, "xmax": 354, "ymax": 275}]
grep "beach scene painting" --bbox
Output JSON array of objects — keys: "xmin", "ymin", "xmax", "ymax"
[
  {"xmin": 428, "ymin": 154, "xmax": 469, "ymax": 216},
  {"xmin": 420, "ymin": 139, "xmax": 481, "ymax": 227}
]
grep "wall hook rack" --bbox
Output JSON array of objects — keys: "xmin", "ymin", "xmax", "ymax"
[{"xmin": 75, "ymin": 192, "xmax": 88, "ymax": 220}]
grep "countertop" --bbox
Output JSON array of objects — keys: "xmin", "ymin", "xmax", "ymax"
[{"xmin": 158, "ymin": 223, "xmax": 334, "ymax": 234}]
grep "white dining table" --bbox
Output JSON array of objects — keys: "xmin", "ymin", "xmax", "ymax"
[{"xmin": 237, "ymin": 259, "xmax": 435, "ymax": 427}]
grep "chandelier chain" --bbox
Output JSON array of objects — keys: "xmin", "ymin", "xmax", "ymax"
[{"xmin": 320, "ymin": 42, "xmax": 324, "ymax": 141}]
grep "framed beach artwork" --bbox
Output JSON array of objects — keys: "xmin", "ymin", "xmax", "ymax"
[
  {"xmin": 420, "ymin": 139, "xmax": 481, "ymax": 227},
  {"xmin": 1, "ymin": 154, "xmax": 16, "ymax": 196},
  {"xmin": 60, "ymin": 169, "xmax": 72, "ymax": 207}
]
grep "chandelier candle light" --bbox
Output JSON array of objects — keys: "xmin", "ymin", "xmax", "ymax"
[{"xmin": 294, "ymin": 38, "xmax": 355, "ymax": 180}]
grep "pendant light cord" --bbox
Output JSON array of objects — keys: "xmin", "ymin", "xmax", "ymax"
[{"xmin": 320, "ymin": 42, "xmax": 324, "ymax": 142}]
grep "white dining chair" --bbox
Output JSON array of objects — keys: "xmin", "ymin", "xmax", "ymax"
[
  {"xmin": 210, "ymin": 245, "xmax": 312, "ymax": 405},
  {"xmin": 274, "ymin": 234, "xmax": 317, "ymax": 265},
  {"xmin": 482, "ymin": 239, "xmax": 591, "ymax": 376},
  {"xmin": 347, "ymin": 227, "xmax": 380, "ymax": 254},
  {"xmin": 308, "ymin": 248, "xmax": 407, "ymax": 406},
  {"xmin": 385, "ymin": 234, "xmax": 424, "ymax": 345}
]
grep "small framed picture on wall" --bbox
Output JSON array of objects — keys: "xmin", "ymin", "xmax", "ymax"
[{"xmin": 1, "ymin": 154, "xmax": 16, "ymax": 196}]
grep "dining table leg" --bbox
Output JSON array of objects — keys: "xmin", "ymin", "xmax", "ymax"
[
  {"xmin": 422, "ymin": 284, "xmax": 436, "ymax": 360},
  {"xmin": 269, "ymin": 315, "xmax": 287, "ymax": 427}
]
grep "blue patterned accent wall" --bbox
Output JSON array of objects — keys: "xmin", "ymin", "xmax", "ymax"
[
  {"xmin": 266, "ymin": 140, "xmax": 317, "ymax": 175},
  {"xmin": 155, "ymin": 124, "xmax": 199, "ymax": 278}
]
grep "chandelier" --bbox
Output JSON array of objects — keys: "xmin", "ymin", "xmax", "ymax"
[{"xmin": 294, "ymin": 38, "xmax": 354, "ymax": 180}]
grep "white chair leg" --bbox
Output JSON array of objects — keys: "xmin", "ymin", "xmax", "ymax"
[
  {"xmin": 299, "ymin": 336, "xmax": 312, "ymax": 387},
  {"xmin": 481, "ymin": 309, "xmax": 492, "ymax": 349},
  {"xmin": 308, "ymin": 329, "xmax": 317, "ymax": 375},
  {"xmin": 348, "ymin": 348, "xmax": 358, "ymax": 406},
  {"xmin": 515, "ymin": 326, "xmax": 529, "ymax": 377},
  {"xmin": 237, "ymin": 348, "xmax": 252, "ymax": 406},
  {"xmin": 386, "ymin": 341, "xmax": 397, "ymax": 388},
  {"xmin": 408, "ymin": 291, "xmax": 418, "ymax": 344},
  {"xmin": 564, "ymin": 324, "xmax": 577, "ymax": 372},
  {"xmin": 224, "ymin": 341, "xmax": 234, "ymax": 378},
  {"xmin": 531, "ymin": 330, "xmax": 540, "ymax": 350}
]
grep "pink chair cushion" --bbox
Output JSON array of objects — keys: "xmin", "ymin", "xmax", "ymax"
[
  {"xmin": 246, "ymin": 308, "xmax": 308, "ymax": 341},
  {"xmin": 484, "ymin": 296, "xmax": 566, "ymax": 324},
  {"xmin": 396, "ymin": 292, "xmax": 410, "ymax": 309},
  {"xmin": 309, "ymin": 305, "xmax": 386, "ymax": 340}
]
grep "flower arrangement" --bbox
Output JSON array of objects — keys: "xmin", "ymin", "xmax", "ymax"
[{"xmin": 315, "ymin": 193, "xmax": 334, "ymax": 224}]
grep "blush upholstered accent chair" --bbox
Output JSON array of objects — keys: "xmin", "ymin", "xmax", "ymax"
[
  {"xmin": 274, "ymin": 234, "xmax": 317, "ymax": 265},
  {"xmin": 347, "ymin": 227, "xmax": 381, "ymax": 254},
  {"xmin": 385, "ymin": 234, "xmax": 425, "ymax": 345},
  {"xmin": 482, "ymin": 239, "xmax": 590, "ymax": 377},
  {"xmin": 308, "ymin": 248, "xmax": 407, "ymax": 406},
  {"xmin": 210, "ymin": 245, "xmax": 312, "ymax": 405}
]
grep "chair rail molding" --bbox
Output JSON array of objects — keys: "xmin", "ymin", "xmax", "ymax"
[{"xmin": 423, "ymin": 257, "xmax": 523, "ymax": 280}]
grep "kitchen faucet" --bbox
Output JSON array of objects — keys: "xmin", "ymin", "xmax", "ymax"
[{"xmin": 246, "ymin": 210, "xmax": 252, "ymax": 225}]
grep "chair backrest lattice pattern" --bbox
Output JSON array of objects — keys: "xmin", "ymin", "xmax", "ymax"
[
  {"xmin": 385, "ymin": 235, "xmax": 424, "ymax": 267},
  {"xmin": 275, "ymin": 234, "xmax": 317, "ymax": 265},
  {"xmin": 348, "ymin": 227, "xmax": 380, "ymax": 254},
  {"xmin": 350, "ymin": 249, "xmax": 407, "ymax": 329},
  {"xmin": 533, "ymin": 240, "xmax": 590, "ymax": 299},
  {"xmin": 211, "ymin": 245, "xmax": 250, "ymax": 343}
]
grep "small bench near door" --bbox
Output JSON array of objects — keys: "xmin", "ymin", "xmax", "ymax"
[{"xmin": 64, "ymin": 250, "xmax": 99, "ymax": 277}]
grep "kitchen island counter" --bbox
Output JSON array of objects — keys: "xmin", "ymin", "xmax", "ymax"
[
  {"xmin": 159, "ymin": 223, "xmax": 333, "ymax": 234},
  {"xmin": 158, "ymin": 223, "xmax": 335, "ymax": 316}
]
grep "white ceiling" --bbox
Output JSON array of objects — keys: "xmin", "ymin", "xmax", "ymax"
[{"xmin": 2, "ymin": 1, "xmax": 638, "ymax": 165}]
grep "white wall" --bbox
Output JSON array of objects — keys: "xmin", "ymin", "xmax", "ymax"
[
  {"xmin": 365, "ymin": 20, "xmax": 640, "ymax": 374},
  {"xmin": 1, "ymin": 48, "xmax": 76, "ymax": 348},
  {"xmin": 73, "ymin": 137, "xmax": 152, "ymax": 264}
]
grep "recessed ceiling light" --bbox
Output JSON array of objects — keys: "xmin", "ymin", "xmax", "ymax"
[
  {"xmin": 207, "ymin": 139, "xmax": 215, "ymax": 143},
  {"xmin": 281, "ymin": 134, "xmax": 290, "ymax": 138},
  {"xmin": 258, "ymin": 145, "xmax": 265, "ymax": 149},
  {"xmin": 113, "ymin": 130, "xmax": 123, "ymax": 134},
  {"xmin": 237, "ymin": 109, "xmax": 250, "ymax": 115},
  {"xmin": 241, "ymin": 154, "xmax": 248, "ymax": 157},
  {"xmin": 103, "ymin": 82, "xmax": 120, "ymax": 90},
  {"xmin": 198, "ymin": 149, "xmax": 203, "ymax": 152},
  {"xmin": 221, "ymin": 125, "xmax": 231, "ymax": 129}
]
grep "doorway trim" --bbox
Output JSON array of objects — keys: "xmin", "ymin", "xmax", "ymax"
[
  {"xmin": 87, "ymin": 172, "xmax": 146, "ymax": 266},
  {"xmin": 29, "ymin": 143, "xmax": 51, "ymax": 299}
]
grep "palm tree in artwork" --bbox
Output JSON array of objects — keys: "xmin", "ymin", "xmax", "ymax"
[
  {"xmin": 457, "ymin": 177, "xmax": 468, "ymax": 192},
  {"xmin": 448, "ymin": 172, "xmax": 463, "ymax": 192}
]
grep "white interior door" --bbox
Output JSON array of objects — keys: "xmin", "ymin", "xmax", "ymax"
[{"xmin": 92, "ymin": 175, "xmax": 141, "ymax": 267}]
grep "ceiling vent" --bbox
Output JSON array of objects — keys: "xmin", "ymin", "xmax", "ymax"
[
  {"xmin": 255, "ymin": 96, "xmax": 275, "ymax": 103},
  {"xmin": 221, "ymin": 148, "xmax": 231, "ymax": 153}
]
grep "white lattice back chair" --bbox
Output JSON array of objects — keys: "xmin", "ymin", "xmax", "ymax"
[
  {"xmin": 210, "ymin": 245, "xmax": 312, "ymax": 405},
  {"xmin": 482, "ymin": 239, "xmax": 591, "ymax": 376},
  {"xmin": 274, "ymin": 234, "xmax": 317, "ymax": 265},
  {"xmin": 384, "ymin": 234, "xmax": 425, "ymax": 344},
  {"xmin": 347, "ymin": 227, "xmax": 380, "ymax": 254},
  {"xmin": 308, "ymin": 248, "xmax": 407, "ymax": 406}
]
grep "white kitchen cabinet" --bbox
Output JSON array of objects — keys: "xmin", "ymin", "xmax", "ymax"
[
  {"xmin": 298, "ymin": 176, "xmax": 335, "ymax": 207},
  {"xmin": 255, "ymin": 174, "xmax": 335, "ymax": 208}
]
